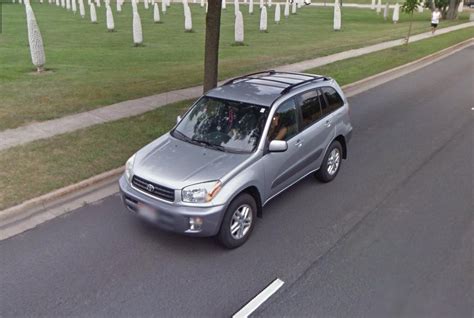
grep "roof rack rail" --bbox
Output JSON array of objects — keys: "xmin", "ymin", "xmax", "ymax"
[
  {"xmin": 280, "ymin": 76, "xmax": 328, "ymax": 94},
  {"xmin": 223, "ymin": 70, "xmax": 276, "ymax": 86}
]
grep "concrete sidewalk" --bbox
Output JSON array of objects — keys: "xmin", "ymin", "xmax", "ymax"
[{"xmin": 0, "ymin": 22, "xmax": 472, "ymax": 152}]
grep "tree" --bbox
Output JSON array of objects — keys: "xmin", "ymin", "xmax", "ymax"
[
  {"xmin": 445, "ymin": 0, "xmax": 462, "ymax": 19},
  {"xmin": 203, "ymin": 0, "xmax": 223, "ymax": 93},
  {"xmin": 401, "ymin": 0, "xmax": 420, "ymax": 45},
  {"xmin": 424, "ymin": 0, "xmax": 462, "ymax": 19}
]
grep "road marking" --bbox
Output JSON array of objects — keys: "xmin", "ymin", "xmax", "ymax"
[{"xmin": 233, "ymin": 278, "xmax": 285, "ymax": 318}]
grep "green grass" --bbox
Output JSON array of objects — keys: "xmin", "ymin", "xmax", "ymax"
[
  {"xmin": 0, "ymin": 27, "xmax": 472, "ymax": 211},
  {"xmin": 0, "ymin": 3, "xmax": 470, "ymax": 130}
]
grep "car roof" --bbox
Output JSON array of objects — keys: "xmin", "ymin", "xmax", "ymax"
[{"xmin": 205, "ymin": 71, "xmax": 330, "ymax": 107}]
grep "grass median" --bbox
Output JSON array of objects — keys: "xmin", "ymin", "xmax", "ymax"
[
  {"xmin": 0, "ymin": 27, "xmax": 472, "ymax": 211},
  {"xmin": 0, "ymin": 4, "xmax": 470, "ymax": 130}
]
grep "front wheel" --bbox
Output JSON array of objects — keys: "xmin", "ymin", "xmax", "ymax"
[
  {"xmin": 315, "ymin": 140, "xmax": 343, "ymax": 183},
  {"xmin": 217, "ymin": 193, "xmax": 256, "ymax": 249}
]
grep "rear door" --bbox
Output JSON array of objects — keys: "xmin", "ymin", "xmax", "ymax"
[{"xmin": 295, "ymin": 88, "xmax": 332, "ymax": 175}]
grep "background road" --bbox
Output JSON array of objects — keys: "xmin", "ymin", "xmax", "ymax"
[{"xmin": 1, "ymin": 46, "xmax": 472, "ymax": 317}]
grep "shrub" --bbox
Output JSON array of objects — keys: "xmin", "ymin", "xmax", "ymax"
[
  {"xmin": 260, "ymin": 5, "xmax": 267, "ymax": 31},
  {"xmin": 235, "ymin": 10, "xmax": 244, "ymax": 44},
  {"xmin": 90, "ymin": 3, "xmax": 97, "ymax": 23},
  {"xmin": 133, "ymin": 11, "xmax": 143, "ymax": 45},
  {"xmin": 25, "ymin": 4, "xmax": 46, "ymax": 72},
  {"xmin": 153, "ymin": 2, "xmax": 161, "ymax": 22}
]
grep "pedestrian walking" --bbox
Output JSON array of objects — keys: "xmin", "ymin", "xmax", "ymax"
[{"xmin": 431, "ymin": 8, "xmax": 441, "ymax": 34}]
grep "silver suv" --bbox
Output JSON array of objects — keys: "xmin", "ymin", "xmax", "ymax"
[{"xmin": 119, "ymin": 71, "xmax": 353, "ymax": 248}]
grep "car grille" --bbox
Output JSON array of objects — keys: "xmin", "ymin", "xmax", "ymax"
[{"xmin": 132, "ymin": 175, "xmax": 175, "ymax": 202}]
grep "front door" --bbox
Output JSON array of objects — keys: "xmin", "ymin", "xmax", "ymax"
[{"xmin": 262, "ymin": 98, "xmax": 305, "ymax": 201}]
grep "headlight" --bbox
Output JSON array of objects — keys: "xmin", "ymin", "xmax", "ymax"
[
  {"xmin": 182, "ymin": 181, "xmax": 222, "ymax": 203},
  {"xmin": 125, "ymin": 154, "xmax": 136, "ymax": 183}
]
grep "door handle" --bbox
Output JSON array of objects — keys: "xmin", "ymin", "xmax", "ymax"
[
  {"xmin": 295, "ymin": 139, "xmax": 303, "ymax": 148},
  {"xmin": 325, "ymin": 120, "xmax": 332, "ymax": 128}
]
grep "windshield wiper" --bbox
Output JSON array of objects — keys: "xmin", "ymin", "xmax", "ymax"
[
  {"xmin": 172, "ymin": 129, "xmax": 192, "ymax": 142},
  {"xmin": 191, "ymin": 138, "xmax": 227, "ymax": 152}
]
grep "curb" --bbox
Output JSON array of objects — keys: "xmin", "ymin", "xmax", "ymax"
[
  {"xmin": 342, "ymin": 38, "xmax": 474, "ymax": 97},
  {"xmin": 0, "ymin": 38, "xmax": 472, "ymax": 240}
]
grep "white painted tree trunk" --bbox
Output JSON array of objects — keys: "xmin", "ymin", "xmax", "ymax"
[
  {"xmin": 383, "ymin": 1, "xmax": 388, "ymax": 20},
  {"xmin": 66, "ymin": 0, "xmax": 71, "ymax": 10},
  {"xmin": 56, "ymin": 0, "xmax": 60, "ymax": 6},
  {"xmin": 222, "ymin": 0, "xmax": 226, "ymax": 9},
  {"xmin": 79, "ymin": 0, "xmax": 85, "ymax": 16},
  {"xmin": 61, "ymin": 0, "xmax": 65, "ymax": 7},
  {"xmin": 249, "ymin": 0, "xmax": 253, "ymax": 14},
  {"xmin": 234, "ymin": 0, "xmax": 239, "ymax": 15},
  {"xmin": 132, "ymin": 0, "xmax": 137, "ymax": 12},
  {"xmin": 259, "ymin": 5, "xmax": 267, "ymax": 31},
  {"xmin": 291, "ymin": 0, "xmax": 296, "ymax": 14},
  {"xmin": 274, "ymin": 3, "xmax": 280, "ymax": 23},
  {"xmin": 392, "ymin": 2, "xmax": 399, "ymax": 23},
  {"xmin": 205, "ymin": 1, "xmax": 208, "ymax": 12},
  {"xmin": 133, "ymin": 11, "xmax": 143, "ymax": 45},
  {"xmin": 333, "ymin": 0, "xmax": 341, "ymax": 30},
  {"xmin": 376, "ymin": 0, "xmax": 382, "ymax": 14},
  {"xmin": 167, "ymin": 0, "xmax": 170, "ymax": 7},
  {"xmin": 458, "ymin": 1, "xmax": 463, "ymax": 12},
  {"xmin": 417, "ymin": 4, "xmax": 423, "ymax": 13},
  {"xmin": 162, "ymin": 0, "xmax": 167, "ymax": 13},
  {"xmin": 117, "ymin": 1, "xmax": 122, "ymax": 12},
  {"xmin": 259, "ymin": 0, "xmax": 263, "ymax": 8},
  {"xmin": 71, "ymin": 0, "xmax": 77, "ymax": 12},
  {"xmin": 200, "ymin": 0, "xmax": 204, "ymax": 7},
  {"xmin": 370, "ymin": 0, "xmax": 375, "ymax": 10},
  {"xmin": 184, "ymin": 4, "xmax": 192, "ymax": 31},
  {"xmin": 90, "ymin": 3, "xmax": 97, "ymax": 22},
  {"xmin": 25, "ymin": 4, "xmax": 46, "ymax": 72},
  {"xmin": 268, "ymin": 0, "xmax": 271, "ymax": 7},
  {"xmin": 153, "ymin": 3, "xmax": 161, "ymax": 22},
  {"xmin": 284, "ymin": 1, "xmax": 289, "ymax": 17},
  {"xmin": 235, "ymin": 10, "xmax": 244, "ymax": 44},
  {"xmin": 106, "ymin": 4, "xmax": 114, "ymax": 30},
  {"xmin": 95, "ymin": 0, "xmax": 100, "ymax": 7},
  {"xmin": 40, "ymin": 0, "xmax": 43, "ymax": 4}
]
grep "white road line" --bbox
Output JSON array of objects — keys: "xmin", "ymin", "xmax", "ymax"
[{"xmin": 233, "ymin": 278, "xmax": 285, "ymax": 318}]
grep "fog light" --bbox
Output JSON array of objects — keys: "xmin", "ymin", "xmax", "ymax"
[{"xmin": 189, "ymin": 217, "xmax": 203, "ymax": 231}]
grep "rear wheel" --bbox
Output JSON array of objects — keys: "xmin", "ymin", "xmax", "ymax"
[
  {"xmin": 315, "ymin": 140, "xmax": 343, "ymax": 183},
  {"xmin": 217, "ymin": 193, "xmax": 256, "ymax": 249}
]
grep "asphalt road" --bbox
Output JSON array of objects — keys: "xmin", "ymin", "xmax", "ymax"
[{"xmin": 1, "ymin": 46, "xmax": 473, "ymax": 318}]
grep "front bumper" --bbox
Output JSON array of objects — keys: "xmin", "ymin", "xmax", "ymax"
[{"xmin": 119, "ymin": 176, "xmax": 226, "ymax": 237}]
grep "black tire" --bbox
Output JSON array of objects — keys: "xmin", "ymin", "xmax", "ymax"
[
  {"xmin": 315, "ymin": 140, "xmax": 343, "ymax": 183},
  {"xmin": 217, "ymin": 193, "xmax": 257, "ymax": 249}
]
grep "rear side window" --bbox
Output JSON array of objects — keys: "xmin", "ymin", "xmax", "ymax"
[
  {"xmin": 321, "ymin": 87, "xmax": 344, "ymax": 116},
  {"xmin": 298, "ymin": 89, "xmax": 322, "ymax": 129}
]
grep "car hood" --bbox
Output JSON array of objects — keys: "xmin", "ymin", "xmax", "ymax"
[{"xmin": 133, "ymin": 134, "xmax": 252, "ymax": 189}]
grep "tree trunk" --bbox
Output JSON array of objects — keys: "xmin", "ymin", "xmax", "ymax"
[
  {"xmin": 446, "ymin": 0, "xmax": 460, "ymax": 19},
  {"xmin": 405, "ymin": 11, "xmax": 414, "ymax": 46},
  {"xmin": 203, "ymin": 0, "xmax": 222, "ymax": 93}
]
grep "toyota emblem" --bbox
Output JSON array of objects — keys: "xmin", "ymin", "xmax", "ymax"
[{"xmin": 146, "ymin": 184, "xmax": 155, "ymax": 192}]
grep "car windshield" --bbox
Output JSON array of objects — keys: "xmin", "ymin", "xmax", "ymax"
[{"xmin": 172, "ymin": 96, "xmax": 268, "ymax": 153}]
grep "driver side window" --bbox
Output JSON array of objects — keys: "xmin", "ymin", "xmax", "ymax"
[{"xmin": 268, "ymin": 98, "xmax": 298, "ymax": 141}]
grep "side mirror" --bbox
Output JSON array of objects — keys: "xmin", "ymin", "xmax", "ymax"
[
  {"xmin": 268, "ymin": 140, "xmax": 288, "ymax": 152},
  {"xmin": 176, "ymin": 115, "xmax": 182, "ymax": 124}
]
